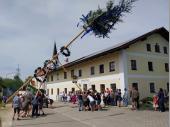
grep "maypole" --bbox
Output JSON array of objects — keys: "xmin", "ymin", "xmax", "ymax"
[{"xmin": 7, "ymin": 0, "xmax": 137, "ymax": 102}]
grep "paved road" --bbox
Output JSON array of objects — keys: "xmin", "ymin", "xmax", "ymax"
[
  {"xmin": 9, "ymin": 102, "xmax": 169, "ymax": 127},
  {"xmin": 0, "ymin": 104, "xmax": 13, "ymax": 127},
  {"xmin": 13, "ymin": 107, "xmax": 91, "ymax": 127}
]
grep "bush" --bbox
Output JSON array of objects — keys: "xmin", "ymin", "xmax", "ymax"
[{"xmin": 140, "ymin": 97, "xmax": 153, "ymax": 103}]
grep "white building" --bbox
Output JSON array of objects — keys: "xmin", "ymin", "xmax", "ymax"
[{"xmin": 46, "ymin": 27, "xmax": 169, "ymax": 101}]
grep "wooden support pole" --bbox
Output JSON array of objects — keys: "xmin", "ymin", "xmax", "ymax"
[
  {"xmin": 6, "ymin": 76, "xmax": 33, "ymax": 103},
  {"xmin": 7, "ymin": 29, "xmax": 85, "ymax": 102},
  {"xmin": 64, "ymin": 29, "xmax": 85, "ymax": 48},
  {"xmin": 52, "ymin": 29, "xmax": 85, "ymax": 59},
  {"xmin": 74, "ymin": 83, "xmax": 82, "ymax": 91}
]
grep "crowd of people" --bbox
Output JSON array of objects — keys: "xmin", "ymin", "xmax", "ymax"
[
  {"xmin": 11, "ymin": 87, "xmax": 168, "ymax": 120},
  {"xmin": 12, "ymin": 90, "xmax": 53, "ymax": 120},
  {"xmin": 58, "ymin": 87, "xmax": 168, "ymax": 112},
  {"xmin": 58, "ymin": 87, "xmax": 139, "ymax": 111}
]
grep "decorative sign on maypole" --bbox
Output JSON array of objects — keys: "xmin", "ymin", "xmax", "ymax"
[{"xmin": 7, "ymin": 0, "xmax": 137, "ymax": 102}]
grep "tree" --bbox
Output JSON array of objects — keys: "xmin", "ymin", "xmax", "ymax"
[
  {"xmin": 14, "ymin": 75, "xmax": 21, "ymax": 81},
  {"xmin": 1, "ymin": 75, "xmax": 23, "ymax": 96}
]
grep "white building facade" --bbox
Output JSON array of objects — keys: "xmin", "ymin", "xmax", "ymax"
[{"xmin": 46, "ymin": 27, "xmax": 169, "ymax": 101}]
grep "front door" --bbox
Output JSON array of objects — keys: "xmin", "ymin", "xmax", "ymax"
[
  {"xmin": 100, "ymin": 84, "xmax": 105, "ymax": 93},
  {"xmin": 72, "ymin": 88, "xmax": 75, "ymax": 93},
  {"xmin": 110, "ymin": 83, "xmax": 116, "ymax": 91},
  {"xmin": 91, "ymin": 85, "xmax": 95, "ymax": 91},
  {"xmin": 83, "ymin": 84, "xmax": 87, "ymax": 91}
]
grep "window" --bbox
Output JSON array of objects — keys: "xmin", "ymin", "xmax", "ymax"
[
  {"xmin": 110, "ymin": 83, "xmax": 116, "ymax": 91},
  {"xmin": 51, "ymin": 88, "xmax": 53, "ymax": 95},
  {"xmin": 57, "ymin": 73, "xmax": 59, "ymax": 80},
  {"xmin": 131, "ymin": 60, "xmax": 137, "ymax": 70},
  {"xmin": 90, "ymin": 66, "xmax": 95, "ymax": 75},
  {"xmin": 165, "ymin": 63, "xmax": 169, "ymax": 72},
  {"xmin": 167, "ymin": 83, "xmax": 169, "ymax": 92},
  {"xmin": 83, "ymin": 84, "xmax": 87, "ymax": 91},
  {"xmin": 99, "ymin": 64, "xmax": 104, "ymax": 73},
  {"xmin": 71, "ymin": 70, "xmax": 74, "ymax": 77},
  {"xmin": 163, "ymin": 47, "xmax": 168, "ymax": 54},
  {"xmin": 146, "ymin": 44, "xmax": 151, "ymax": 51},
  {"xmin": 57, "ymin": 88, "xmax": 59, "ymax": 95},
  {"xmin": 109, "ymin": 61, "xmax": 115, "ymax": 72},
  {"xmin": 64, "ymin": 72, "xmax": 67, "ymax": 79},
  {"xmin": 51, "ymin": 75, "xmax": 53, "ymax": 81},
  {"xmin": 100, "ymin": 84, "xmax": 105, "ymax": 92},
  {"xmin": 78, "ymin": 69, "xmax": 82, "ymax": 77},
  {"xmin": 64, "ymin": 88, "xmax": 67, "ymax": 94},
  {"xmin": 155, "ymin": 43, "xmax": 160, "ymax": 53},
  {"xmin": 72, "ymin": 88, "xmax": 75, "ymax": 92},
  {"xmin": 148, "ymin": 61, "xmax": 153, "ymax": 71},
  {"xmin": 91, "ymin": 85, "xmax": 95, "ymax": 91},
  {"xmin": 132, "ymin": 83, "xmax": 138, "ymax": 90},
  {"xmin": 149, "ymin": 83, "xmax": 155, "ymax": 93}
]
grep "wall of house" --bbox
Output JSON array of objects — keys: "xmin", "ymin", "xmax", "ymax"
[
  {"xmin": 47, "ymin": 33, "xmax": 169, "ymax": 100},
  {"xmin": 48, "ymin": 52, "xmax": 120, "ymax": 82},
  {"xmin": 126, "ymin": 33, "xmax": 169, "ymax": 99},
  {"xmin": 128, "ymin": 78, "xmax": 169, "ymax": 98},
  {"xmin": 47, "ymin": 52, "xmax": 122, "ymax": 100}
]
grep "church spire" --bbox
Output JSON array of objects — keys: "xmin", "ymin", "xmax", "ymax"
[
  {"xmin": 53, "ymin": 41, "xmax": 57, "ymax": 57},
  {"xmin": 52, "ymin": 41, "xmax": 59, "ymax": 67}
]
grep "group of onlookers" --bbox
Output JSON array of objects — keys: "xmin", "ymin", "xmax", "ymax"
[
  {"xmin": 12, "ymin": 90, "xmax": 53, "ymax": 120},
  {"xmin": 10, "ymin": 86, "xmax": 169, "ymax": 120},
  {"xmin": 59, "ymin": 88, "xmax": 135, "ymax": 111},
  {"xmin": 59, "ymin": 87, "xmax": 168, "ymax": 112}
]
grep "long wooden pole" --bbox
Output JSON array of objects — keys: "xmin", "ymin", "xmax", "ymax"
[
  {"xmin": 7, "ymin": 29, "xmax": 85, "ymax": 103},
  {"xmin": 52, "ymin": 29, "xmax": 85, "ymax": 60},
  {"xmin": 65, "ymin": 29, "xmax": 85, "ymax": 48},
  {"xmin": 75, "ymin": 83, "xmax": 82, "ymax": 91},
  {"xmin": 6, "ymin": 77, "xmax": 32, "ymax": 103}
]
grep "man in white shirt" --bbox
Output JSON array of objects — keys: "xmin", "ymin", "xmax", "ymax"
[{"xmin": 87, "ymin": 94, "xmax": 95, "ymax": 112}]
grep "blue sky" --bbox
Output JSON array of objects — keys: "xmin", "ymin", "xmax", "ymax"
[{"xmin": 0, "ymin": 0, "xmax": 169, "ymax": 80}]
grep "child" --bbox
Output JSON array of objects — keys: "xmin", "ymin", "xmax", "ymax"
[{"xmin": 153, "ymin": 94, "xmax": 158, "ymax": 111}]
